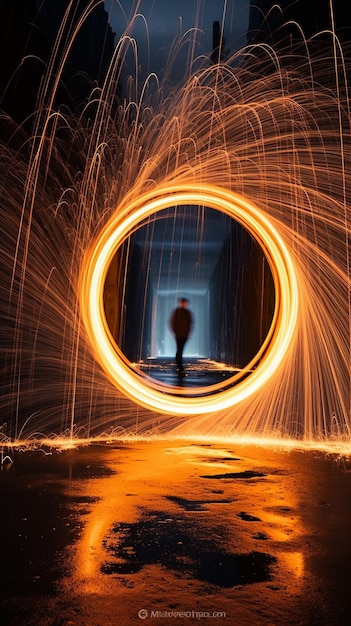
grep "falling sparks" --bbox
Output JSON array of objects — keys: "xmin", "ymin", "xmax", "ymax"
[{"xmin": 1, "ymin": 4, "xmax": 351, "ymax": 450}]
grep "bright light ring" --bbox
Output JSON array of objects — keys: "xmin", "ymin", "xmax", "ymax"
[{"xmin": 79, "ymin": 184, "xmax": 298, "ymax": 415}]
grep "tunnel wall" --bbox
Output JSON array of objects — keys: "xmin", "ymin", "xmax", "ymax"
[
  {"xmin": 103, "ymin": 241, "xmax": 153, "ymax": 362},
  {"xmin": 209, "ymin": 224, "xmax": 275, "ymax": 367},
  {"xmin": 121, "ymin": 242, "xmax": 153, "ymax": 362}
]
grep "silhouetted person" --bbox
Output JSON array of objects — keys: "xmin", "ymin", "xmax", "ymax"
[{"xmin": 170, "ymin": 298, "xmax": 193, "ymax": 377}]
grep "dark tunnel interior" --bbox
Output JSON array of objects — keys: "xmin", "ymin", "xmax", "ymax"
[{"xmin": 104, "ymin": 205, "xmax": 275, "ymax": 379}]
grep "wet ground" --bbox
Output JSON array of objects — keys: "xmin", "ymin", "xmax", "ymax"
[
  {"xmin": 1, "ymin": 439, "xmax": 351, "ymax": 625},
  {"xmin": 137, "ymin": 358, "xmax": 240, "ymax": 390}
]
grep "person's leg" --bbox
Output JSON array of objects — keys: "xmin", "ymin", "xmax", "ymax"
[{"xmin": 176, "ymin": 337, "xmax": 186, "ymax": 372}]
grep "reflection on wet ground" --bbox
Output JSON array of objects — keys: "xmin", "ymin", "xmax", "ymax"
[
  {"xmin": 102, "ymin": 510, "xmax": 276, "ymax": 586},
  {"xmin": 137, "ymin": 357, "xmax": 241, "ymax": 389},
  {"xmin": 1, "ymin": 439, "xmax": 351, "ymax": 625}
]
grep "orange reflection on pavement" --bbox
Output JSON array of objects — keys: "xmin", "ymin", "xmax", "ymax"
[
  {"xmin": 281, "ymin": 551, "xmax": 305, "ymax": 578},
  {"xmin": 70, "ymin": 442, "xmax": 194, "ymax": 594},
  {"xmin": 64, "ymin": 441, "xmax": 312, "ymax": 598},
  {"xmin": 75, "ymin": 477, "xmax": 125, "ymax": 594}
]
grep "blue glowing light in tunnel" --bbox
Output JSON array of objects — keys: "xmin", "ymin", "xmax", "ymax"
[{"xmin": 151, "ymin": 290, "xmax": 210, "ymax": 357}]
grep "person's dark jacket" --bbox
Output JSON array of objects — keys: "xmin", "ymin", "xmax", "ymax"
[{"xmin": 170, "ymin": 308, "xmax": 192, "ymax": 339}]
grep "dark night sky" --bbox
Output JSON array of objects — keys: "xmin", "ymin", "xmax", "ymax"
[{"xmin": 104, "ymin": 1, "xmax": 249, "ymax": 77}]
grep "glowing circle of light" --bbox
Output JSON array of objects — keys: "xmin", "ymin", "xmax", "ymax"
[{"xmin": 79, "ymin": 184, "xmax": 299, "ymax": 415}]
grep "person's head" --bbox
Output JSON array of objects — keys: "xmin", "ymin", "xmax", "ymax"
[{"xmin": 179, "ymin": 297, "xmax": 189, "ymax": 308}]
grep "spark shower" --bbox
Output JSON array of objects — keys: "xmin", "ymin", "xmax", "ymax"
[{"xmin": 1, "ymin": 1, "xmax": 351, "ymax": 451}]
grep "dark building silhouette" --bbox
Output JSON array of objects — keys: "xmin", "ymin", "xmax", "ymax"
[
  {"xmin": 211, "ymin": 20, "xmax": 228, "ymax": 64},
  {"xmin": 0, "ymin": 0, "xmax": 117, "ymax": 125}
]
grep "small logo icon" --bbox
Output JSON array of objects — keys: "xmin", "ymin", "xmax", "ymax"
[{"xmin": 138, "ymin": 608, "xmax": 148, "ymax": 619}]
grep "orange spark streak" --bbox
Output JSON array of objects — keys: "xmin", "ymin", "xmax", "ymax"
[{"xmin": 2, "ymin": 3, "xmax": 351, "ymax": 445}]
